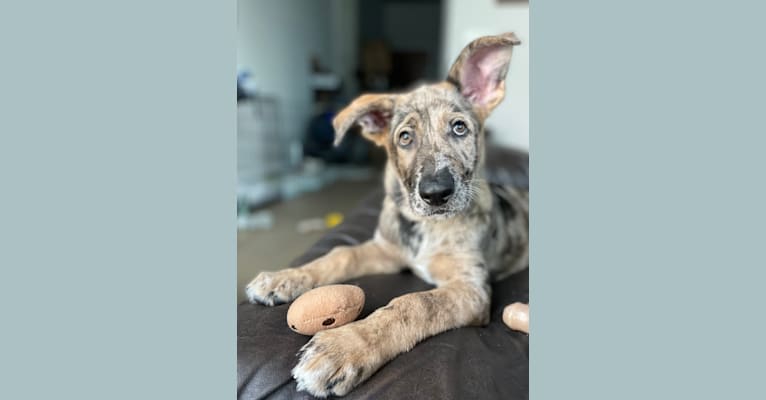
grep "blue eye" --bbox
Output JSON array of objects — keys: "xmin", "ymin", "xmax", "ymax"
[
  {"xmin": 452, "ymin": 120, "xmax": 467, "ymax": 136},
  {"xmin": 398, "ymin": 131, "xmax": 413, "ymax": 146}
]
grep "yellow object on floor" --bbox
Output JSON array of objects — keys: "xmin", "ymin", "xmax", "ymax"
[
  {"xmin": 296, "ymin": 212, "xmax": 346, "ymax": 234},
  {"xmin": 324, "ymin": 212, "xmax": 344, "ymax": 228}
]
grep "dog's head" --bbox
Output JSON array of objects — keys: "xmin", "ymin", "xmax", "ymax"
[{"xmin": 333, "ymin": 33, "xmax": 520, "ymax": 218}]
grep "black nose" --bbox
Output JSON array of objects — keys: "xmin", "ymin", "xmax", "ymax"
[{"xmin": 419, "ymin": 168, "xmax": 455, "ymax": 206}]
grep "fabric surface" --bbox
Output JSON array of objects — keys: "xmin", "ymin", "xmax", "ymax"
[{"xmin": 238, "ymin": 146, "xmax": 529, "ymax": 400}]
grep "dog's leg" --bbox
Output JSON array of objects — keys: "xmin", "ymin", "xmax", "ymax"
[
  {"xmin": 292, "ymin": 254, "xmax": 489, "ymax": 397},
  {"xmin": 245, "ymin": 237, "xmax": 404, "ymax": 305}
]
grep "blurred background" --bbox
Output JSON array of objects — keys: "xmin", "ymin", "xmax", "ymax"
[{"xmin": 237, "ymin": 0, "xmax": 529, "ymax": 302}]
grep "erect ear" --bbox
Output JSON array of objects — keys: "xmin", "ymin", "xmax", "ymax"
[
  {"xmin": 332, "ymin": 94, "xmax": 396, "ymax": 147},
  {"xmin": 447, "ymin": 32, "xmax": 521, "ymax": 118}
]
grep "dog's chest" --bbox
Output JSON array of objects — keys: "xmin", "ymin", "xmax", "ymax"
[{"xmin": 393, "ymin": 213, "xmax": 486, "ymax": 283}]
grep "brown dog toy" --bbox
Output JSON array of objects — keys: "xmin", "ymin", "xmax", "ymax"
[
  {"xmin": 287, "ymin": 284, "xmax": 365, "ymax": 335},
  {"xmin": 503, "ymin": 302, "xmax": 529, "ymax": 334}
]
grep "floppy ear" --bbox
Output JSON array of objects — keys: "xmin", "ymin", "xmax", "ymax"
[
  {"xmin": 332, "ymin": 94, "xmax": 395, "ymax": 147},
  {"xmin": 447, "ymin": 32, "xmax": 521, "ymax": 118}
]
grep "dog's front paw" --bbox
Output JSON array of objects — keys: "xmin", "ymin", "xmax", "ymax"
[
  {"xmin": 245, "ymin": 269, "xmax": 313, "ymax": 305},
  {"xmin": 292, "ymin": 326, "xmax": 380, "ymax": 397}
]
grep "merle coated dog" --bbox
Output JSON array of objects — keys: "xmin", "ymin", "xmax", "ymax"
[{"xmin": 246, "ymin": 32, "xmax": 528, "ymax": 397}]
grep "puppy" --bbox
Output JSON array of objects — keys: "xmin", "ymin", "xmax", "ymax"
[{"xmin": 246, "ymin": 32, "xmax": 528, "ymax": 397}]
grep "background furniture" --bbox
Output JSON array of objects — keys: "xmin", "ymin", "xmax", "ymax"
[{"xmin": 237, "ymin": 96, "xmax": 286, "ymax": 208}]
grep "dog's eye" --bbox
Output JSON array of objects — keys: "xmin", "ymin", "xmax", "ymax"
[
  {"xmin": 398, "ymin": 131, "xmax": 413, "ymax": 147},
  {"xmin": 452, "ymin": 120, "xmax": 467, "ymax": 136}
]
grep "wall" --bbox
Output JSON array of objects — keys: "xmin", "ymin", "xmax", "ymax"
[
  {"xmin": 442, "ymin": 0, "xmax": 529, "ymax": 151},
  {"xmin": 329, "ymin": 0, "xmax": 359, "ymax": 99},
  {"xmin": 237, "ymin": 0, "xmax": 334, "ymax": 161}
]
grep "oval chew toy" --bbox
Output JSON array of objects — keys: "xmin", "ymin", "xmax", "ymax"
[
  {"xmin": 287, "ymin": 284, "xmax": 365, "ymax": 335},
  {"xmin": 503, "ymin": 302, "xmax": 529, "ymax": 334}
]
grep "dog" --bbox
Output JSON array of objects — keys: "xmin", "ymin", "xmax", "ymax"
[{"xmin": 246, "ymin": 32, "xmax": 528, "ymax": 398}]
